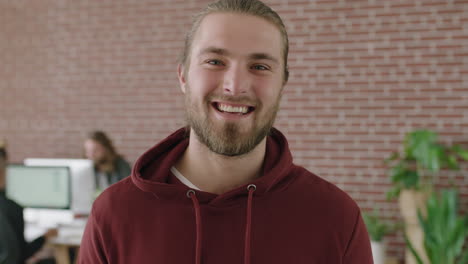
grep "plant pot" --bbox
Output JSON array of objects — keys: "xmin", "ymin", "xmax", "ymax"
[
  {"xmin": 399, "ymin": 189, "xmax": 429, "ymax": 264},
  {"xmin": 370, "ymin": 240, "xmax": 385, "ymax": 264}
]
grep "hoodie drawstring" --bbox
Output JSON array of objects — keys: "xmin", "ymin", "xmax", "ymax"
[
  {"xmin": 244, "ymin": 184, "xmax": 256, "ymax": 264},
  {"xmin": 187, "ymin": 190, "xmax": 202, "ymax": 264},
  {"xmin": 187, "ymin": 184, "xmax": 256, "ymax": 264}
]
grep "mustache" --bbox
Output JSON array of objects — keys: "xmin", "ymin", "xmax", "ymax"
[{"xmin": 206, "ymin": 94, "xmax": 260, "ymax": 108}]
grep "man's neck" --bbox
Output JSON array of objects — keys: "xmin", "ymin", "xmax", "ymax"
[{"xmin": 174, "ymin": 130, "xmax": 267, "ymax": 195}]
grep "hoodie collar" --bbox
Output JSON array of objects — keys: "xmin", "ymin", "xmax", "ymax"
[{"xmin": 131, "ymin": 127, "xmax": 294, "ymax": 205}]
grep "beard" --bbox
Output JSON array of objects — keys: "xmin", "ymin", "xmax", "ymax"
[{"xmin": 184, "ymin": 86, "xmax": 281, "ymax": 157}]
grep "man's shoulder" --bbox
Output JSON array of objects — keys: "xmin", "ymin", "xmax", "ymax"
[
  {"xmin": 288, "ymin": 165, "xmax": 359, "ymax": 211},
  {"xmin": 289, "ymin": 165, "xmax": 341, "ymax": 191},
  {"xmin": 91, "ymin": 177, "xmax": 140, "ymax": 215}
]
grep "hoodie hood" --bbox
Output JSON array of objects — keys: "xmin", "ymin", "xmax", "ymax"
[{"xmin": 131, "ymin": 127, "xmax": 295, "ymax": 205}]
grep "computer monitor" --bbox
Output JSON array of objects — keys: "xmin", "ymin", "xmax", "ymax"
[
  {"xmin": 6, "ymin": 165, "xmax": 71, "ymax": 209},
  {"xmin": 24, "ymin": 158, "xmax": 95, "ymax": 214}
]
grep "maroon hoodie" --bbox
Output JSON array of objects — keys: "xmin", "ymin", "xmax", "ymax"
[{"xmin": 79, "ymin": 128, "xmax": 373, "ymax": 264}]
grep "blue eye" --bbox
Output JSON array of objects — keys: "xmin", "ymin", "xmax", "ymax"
[
  {"xmin": 207, "ymin": 60, "xmax": 223, "ymax": 66},
  {"xmin": 252, "ymin": 64, "xmax": 268, "ymax": 71}
]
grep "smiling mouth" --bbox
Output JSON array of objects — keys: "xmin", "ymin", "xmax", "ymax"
[{"xmin": 212, "ymin": 102, "xmax": 255, "ymax": 115}]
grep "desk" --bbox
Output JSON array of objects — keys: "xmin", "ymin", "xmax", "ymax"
[
  {"xmin": 24, "ymin": 209, "xmax": 87, "ymax": 264},
  {"xmin": 49, "ymin": 236, "xmax": 81, "ymax": 264}
]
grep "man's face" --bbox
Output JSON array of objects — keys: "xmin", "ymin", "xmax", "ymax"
[
  {"xmin": 84, "ymin": 139, "xmax": 107, "ymax": 164},
  {"xmin": 178, "ymin": 13, "xmax": 285, "ymax": 156}
]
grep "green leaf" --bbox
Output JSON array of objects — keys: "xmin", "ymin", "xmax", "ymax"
[
  {"xmin": 386, "ymin": 186, "xmax": 401, "ymax": 200},
  {"xmin": 454, "ymin": 146, "xmax": 468, "ymax": 160},
  {"xmin": 416, "ymin": 189, "xmax": 468, "ymax": 264},
  {"xmin": 405, "ymin": 234, "xmax": 425, "ymax": 264},
  {"xmin": 362, "ymin": 208, "xmax": 392, "ymax": 241},
  {"xmin": 459, "ymin": 247, "xmax": 468, "ymax": 264},
  {"xmin": 405, "ymin": 130, "xmax": 437, "ymax": 158},
  {"xmin": 401, "ymin": 170, "xmax": 419, "ymax": 188},
  {"xmin": 384, "ymin": 152, "xmax": 400, "ymax": 164},
  {"xmin": 389, "ymin": 164, "xmax": 405, "ymax": 183},
  {"xmin": 388, "ymin": 161, "xmax": 420, "ymax": 189},
  {"xmin": 425, "ymin": 146, "xmax": 442, "ymax": 172},
  {"xmin": 447, "ymin": 154, "xmax": 460, "ymax": 170}
]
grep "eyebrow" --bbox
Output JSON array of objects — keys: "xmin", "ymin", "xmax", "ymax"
[
  {"xmin": 198, "ymin": 46, "xmax": 280, "ymax": 65},
  {"xmin": 249, "ymin": 53, "xmax": 279, "ymax": 64},
  {"xmin": 199, "ymin": 47, "xmax": 230, "ymax": 56}
]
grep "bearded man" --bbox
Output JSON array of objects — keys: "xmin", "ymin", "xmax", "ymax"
[{"xmin": 79, "ymin": 0, "xmax": 372, "ymax": 263}]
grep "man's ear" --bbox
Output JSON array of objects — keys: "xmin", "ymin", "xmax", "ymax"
[{"xmin": 177, "ymin": 64, "xmax": 187, "ymax": 94}]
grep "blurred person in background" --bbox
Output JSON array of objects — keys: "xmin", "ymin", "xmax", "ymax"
[
  {"xmin": 0, "ymin": 207, "xmax": 20, "ymax": 264},
  {"xmin": 0, "ymin": 143, "xmax": 58, "ymax": 264},
  {"xmin": 84, "ymin": 131, "xmax": 131, "ymax": 193}
]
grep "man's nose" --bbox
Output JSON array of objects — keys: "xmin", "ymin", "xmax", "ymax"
[{"xmin": 223, "ymin": 65, "xmax": 250, "ymax": 95}]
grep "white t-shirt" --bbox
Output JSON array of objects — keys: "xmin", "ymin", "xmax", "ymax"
[{"xmin": 170, "ymin": 166, "xmax": 201, "ymax": 191}]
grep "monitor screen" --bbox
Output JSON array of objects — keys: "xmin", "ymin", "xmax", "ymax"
[
  {"xmin": 6, "ymin": 165, "xmax": 71, "ymax": 209},
  {"xmin": 23, "ymin": 158, "xmax": 95, "ymax": 214}
]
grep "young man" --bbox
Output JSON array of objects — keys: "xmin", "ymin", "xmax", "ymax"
[{"xmin": 79, "ymin": 0, "xmax": 373, "ymax": 263}]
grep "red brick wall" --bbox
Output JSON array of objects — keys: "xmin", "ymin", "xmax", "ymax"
[{"xmin": 1, "ymin": 0, "xmax": 467, "ymax": 260}]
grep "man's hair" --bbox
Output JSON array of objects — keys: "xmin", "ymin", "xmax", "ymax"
[{"xmin": 180, "ymin": 0, "xmax": 289, "ymax": 83}]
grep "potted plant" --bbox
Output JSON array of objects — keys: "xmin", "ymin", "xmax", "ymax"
[
  {"xmin": 363, "ymin": 209, "xmax": 395, "ymax": 264},
  {"xmin": 386, "ymin": 130, "xmax": 468, "ymax": 200},
  {"xmin": 385, "ymin": 129, "xmax": 468, "ymax": 264},
  {"xmin": 406, "ymin": 189, "xmax": 468, "ymax": 264}
]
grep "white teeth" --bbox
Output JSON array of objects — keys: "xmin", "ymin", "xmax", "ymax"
[{"xmin": 217, "ymin": 103, "xmax": 249, "ymax": 114}]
